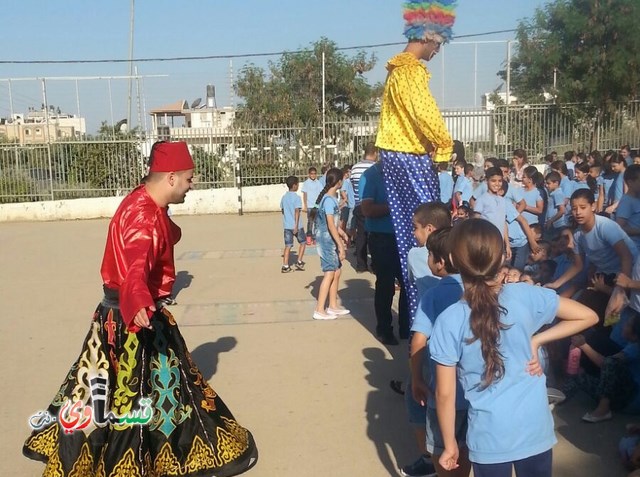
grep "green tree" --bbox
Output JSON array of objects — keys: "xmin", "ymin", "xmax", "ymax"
[
  {"xmin": 504, "ymin": 0, "xmax": 640, "ymax": 106},
  {"xmin": 235, "ymin": 37, "xmax": 381, "ymax": 126},
  {"xmin": 496, "ymin": 0, "xmax": 640, "ymax": 150}
]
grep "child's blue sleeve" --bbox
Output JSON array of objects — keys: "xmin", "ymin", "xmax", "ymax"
[
  {"xmin": 429, "ymin": 305, "xmax": 465, "ymax": 366},
  {"xmin": 525, "ymin": 284, "xmax": 560, "ymax": 331},
  {"xmin": 411, "ymin": 291, "xmax": 435, "ymax": 337},
  {"xmin": 323, "ymin": 198, "xmax": 336, "ymax": 215},
  {"xmin": 505, "ymin": 200, "xmax": 519, "ymax": 224}
]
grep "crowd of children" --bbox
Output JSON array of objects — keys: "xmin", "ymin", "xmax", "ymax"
[
  {"xmin": 399, "ymin": 145, "xmax": 640, "ymax": 477},
  {"xmin": 279, "ymin": 144, "xmax": 640, "ymax": 476}
]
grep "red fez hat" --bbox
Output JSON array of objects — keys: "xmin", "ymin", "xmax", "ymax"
[{"xmin": 149, "ymin": 142, "xmax": 194, "ymax": 172}]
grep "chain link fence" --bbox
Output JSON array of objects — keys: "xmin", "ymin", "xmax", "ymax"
[{"xmin": 2, "ymin": 103, "xmax": 640, "ymax": 204}]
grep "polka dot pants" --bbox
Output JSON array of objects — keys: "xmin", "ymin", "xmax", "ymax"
[{"xmin": 381, "ymin": 149, "xmax": 441, "ymax": 323}]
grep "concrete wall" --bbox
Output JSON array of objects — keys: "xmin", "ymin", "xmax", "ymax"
[{"xmin": 0, "ymin": 184, "xmax": 297, "ymax": 222}]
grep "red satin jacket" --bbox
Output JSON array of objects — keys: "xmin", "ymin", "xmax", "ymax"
[{"xmin": 100, "ymin": 185, "xmax": 181, "ymax": 332}]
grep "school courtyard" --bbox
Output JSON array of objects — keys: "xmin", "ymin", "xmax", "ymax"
[{"xmin": 0, "ymin": 212, "xmax": 630, "ymax": 476}]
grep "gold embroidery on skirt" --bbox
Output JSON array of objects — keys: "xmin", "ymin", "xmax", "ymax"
[
  {"xmin": 68, "ymin": 443, "xmax": 94, "ymax": 477},
  {"xmin": 42, "ymin": 450, "xmax": 63, "ymax": 477},
  {"xmin": 154, "ymin": 442, "xmax": 182, "ymax": 475},
  {"xmin": 184, "ymin": 435, "xmax": 221, "ymax": 473},
  {"xmin": 25, "ymin": 424, "xmax": 58, "ymax": 458},
  {"xmin": 183, "ymin": 350, "xmax": 218, "ymax": 412},
  {"xmin": 109, "ymin": 448, "xmax": 142, "ymax": 477},
  {"xmin": 216, "ymin": 417, "xmax": 250, "ymax": 465}
]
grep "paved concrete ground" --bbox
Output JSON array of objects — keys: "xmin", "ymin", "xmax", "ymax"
[{"xmin": 0, "ymin": 213, "xmax": 633, "ymax": 476}]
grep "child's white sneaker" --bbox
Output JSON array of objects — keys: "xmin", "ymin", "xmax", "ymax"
[
  {"xmin": 327, "ymin": 307, "xmax": 350, "ymax": 316},
  {"xmin": 313, "ymin": 311, "xmax": 337, "ymax": 320}
]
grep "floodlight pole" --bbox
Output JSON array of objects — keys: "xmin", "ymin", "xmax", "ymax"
[
  {"xmin": 322, "ymin": 50, "xmax": 326, "ymax": 165},
  {"xmin": 505, "ymin": 40, "xmax": 512, "ymax": 160},
  {"xmin": 127, "ymin": 0, "xmax": 135, "ymax": 130}
]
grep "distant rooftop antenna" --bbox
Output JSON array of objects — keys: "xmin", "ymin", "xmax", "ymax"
[{"xmin": 191, "ymin": 97, "xmax": 202, "ymax": 109}]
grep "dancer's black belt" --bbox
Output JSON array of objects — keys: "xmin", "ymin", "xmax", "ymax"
[{"xmin": 102, "ymin": 285, "xmax": 164, "ymax": 310}]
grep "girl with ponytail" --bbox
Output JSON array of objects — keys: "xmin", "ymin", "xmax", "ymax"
[
  {"xmin": 430, "ymin": 218, "xmax": 597, "ymax": 476},
  {"xmin": 313, "ymin": 168, "xmax": 351, "ymax": 320}
]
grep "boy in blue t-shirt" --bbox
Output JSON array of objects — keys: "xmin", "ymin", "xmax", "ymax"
[
  {"xmin": 410, "ymin": 227, "xmax": 470, "ymax": 474},
  {"xmin": 438, "ymin": 162, "xmax": 454, "ymax": 205},
  {"xmin": 408, "ymin": 202, "xmax": 451, "ymax": 299},
  {"xmin": 453, "ymin": 162, "xmax": 474, "ymax": 206},
  {"xmin": 544, "ymin": 171, "xmax": 567, "ymax": 237},
  {"xmin": 301, "ymin": 167, "xmax": 324, "ymax": 244},
  {"xmin": 280, "ymin": 175, "xmax": 307, "ymax": 273},
  {"xmin": 616, "ymin": 164, "xmax": 640, "ymax": 250}
]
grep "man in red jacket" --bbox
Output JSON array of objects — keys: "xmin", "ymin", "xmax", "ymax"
[{"xmin": 24, "ymin": 141, "xmax": 258, "ymax": 477}]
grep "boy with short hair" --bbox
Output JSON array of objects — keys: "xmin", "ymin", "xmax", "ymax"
[
  {"xmin": 437, "ymin": 162, "xmax": 454, "ymax": 205},
  {"xmin": 544, "ymin": 171, "xmax": 567, "ymax": 236},
  {"xmin": 280, "ymin": 175, "xmax": 306, "ymax": 273},
  {"xmin": 301, "ymin": 167, "xmax": 324, "ymax": 245},
  {"xmin": 408, "ymin": 202, "xmax": 452, "ymax": 298},
  {"xmin": 453, "ymin": 161, "xmax": 474, "ymax": 207},
  {"xmin": 410, "ymin": 227, "xmax": 471, "ymax": 476}
]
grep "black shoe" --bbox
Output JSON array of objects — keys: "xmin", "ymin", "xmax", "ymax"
[
  {"xmin": 390, "ymin": 379, "xmax": 405, "ymax": 396},
  {"xmin": 281, "ymin": 265, "xmax": 292, "ymax": 273},
  {"xmin": 377, "ymin": 333, "xmax": 399, "ymax": 346},
  {"xmin": 400, "ymin": 454, "xmax": 437, "ymax": 477},
  {"xmin": 160, "ymin": 296, "xmax": 177, "ymax": 306},
  {"xmin": 355, "ymin": 265, "xmax": 368, "ymax": 273},
  {"xmin": 295, "ymin": 261, "xmax": 305, "ymax": 271}
]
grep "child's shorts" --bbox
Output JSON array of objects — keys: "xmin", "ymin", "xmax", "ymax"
[
  {"xmin": 316, "ymin": 235, "xmax": 341, "ymax": 272},
  {"xmin": 426, "ymin": 407, "xmax": 468, "ymax": 455},
  {"xmin": 284, "ymin": 228, "xmax": 306, "ymax": 247}
]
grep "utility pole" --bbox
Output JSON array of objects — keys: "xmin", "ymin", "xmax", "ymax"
[{"xmin": 127, "ymin": 0, "xmax": 135, "ymax": 130}]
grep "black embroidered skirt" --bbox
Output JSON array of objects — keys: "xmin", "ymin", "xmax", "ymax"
[{"xmin": 23, "ymin": 303, "xmax": 258, "ymax": 477}]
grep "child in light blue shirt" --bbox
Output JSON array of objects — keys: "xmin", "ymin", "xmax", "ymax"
[
  {"xmin": 453, "ymin": 162, "xmax": 474, "ymax": 206},
  {"xmin": 616, "ymin": 164, "xmax": 640, "ymax": 250},
  {"xmin": 410, "ymin": 227, "xmax": 470, "ymax": 473},
  {"xmin": 407, "ymin": 203, "xmax": 451, "ymax": 300},
  {"xmin": 430, "ymin": 218, "xmax": 597, "ymax": 474},
  {"xmin": 544, "ymin": 171, "xmax": 567, "ymax": 233},
  {"xmin": 438, "ymin": 162, "xmax": 454, "ymax": 205},
  {"xmin": 473, "ymin": 167, "xmax": 510, "ymax": 256},
  {"xmin": 280, "ymin": 176, "xmax": 306, "ymax": 272}
]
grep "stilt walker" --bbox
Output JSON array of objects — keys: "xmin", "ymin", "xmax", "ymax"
[{"xmin": 376, "ymin": 0, "xmax": 457, "ymax": 319}]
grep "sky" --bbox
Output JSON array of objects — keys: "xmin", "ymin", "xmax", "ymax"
[{"xmin": 0, "ymin": 0, "xmax": 550, "ymax": 133}]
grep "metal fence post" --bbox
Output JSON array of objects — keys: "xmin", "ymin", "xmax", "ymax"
[
  {"xmin": 233, "ymin": 124, "xmax": 243, "ymax": 216},
  {"xmin": 235, "ymin": 159, "xmax": 243, "ymax": 216},
  {"xmin": 41, "ymin": 78, "xmax": 55, "ymax": 200}
]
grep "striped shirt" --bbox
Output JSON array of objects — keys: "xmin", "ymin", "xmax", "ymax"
[{"xmin": 350, "ymin": 160, "xmax": 375, "ymax": 206}]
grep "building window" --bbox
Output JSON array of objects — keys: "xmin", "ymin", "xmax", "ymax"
[
  {"xmin": 24, "ymin": 129, "xmax": 31, "ymax": 136},
  {"xmin": 35, "ymin": 128, "xmax": 42, "ymax": 135}
]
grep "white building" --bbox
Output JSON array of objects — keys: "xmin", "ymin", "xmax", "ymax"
[{"xmin": 0, "ymin": 107, "xmax": 86, "ymax": 144}]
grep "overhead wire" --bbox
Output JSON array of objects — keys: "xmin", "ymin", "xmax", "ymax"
[{"xmin": 0, "ymin": 29, "xmax": 518, "ymax": 65}]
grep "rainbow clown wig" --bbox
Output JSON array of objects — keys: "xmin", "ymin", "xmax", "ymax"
[{"xmin": 403, "ymin": 0, "xmax": 458, "ymax": 44}]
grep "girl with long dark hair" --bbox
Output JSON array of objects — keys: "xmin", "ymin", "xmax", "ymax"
[
  {"xmin": 430, "ymin": 219, "xmax": 597, "ymax": 477},
  {"xmin": 313, "ymin": 168, "xmax": 351, "ymax": 320}
]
